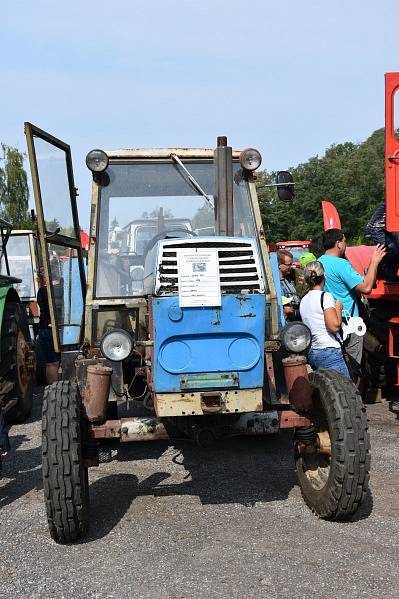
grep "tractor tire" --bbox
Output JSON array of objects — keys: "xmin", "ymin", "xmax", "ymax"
[
  {"xmin": 1, "ymin": 301, "xmax": 35, "ymax": 424},
  {"xmin": 42, "ymin": 380, "xmax": 90, "ymax": 543},
  {"xmin": 296, "ymin": 369, "xmax": 370, "ymax": 521}
]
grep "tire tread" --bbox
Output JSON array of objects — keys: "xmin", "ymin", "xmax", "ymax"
[
  {"xmin": 297, "ymin": 368, "xmax": 370, "ymax": 521},
  {"xmin": 42, "ymin": 380, "xmax": 89, "ymax": 543}
]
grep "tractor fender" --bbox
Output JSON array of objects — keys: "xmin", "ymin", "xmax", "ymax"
[{"xmin": 344, "ymin": 245, "xmax": 374, "ymax": 277}]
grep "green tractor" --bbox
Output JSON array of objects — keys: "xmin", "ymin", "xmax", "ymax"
[{"xmin": 0, "ymin": 218, "xmax": 35, "ymax": 423}]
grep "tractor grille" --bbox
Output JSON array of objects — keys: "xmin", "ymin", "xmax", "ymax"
[{"xmin": 155, "ymin": 239, "xmax": 265, "ymax": 295}]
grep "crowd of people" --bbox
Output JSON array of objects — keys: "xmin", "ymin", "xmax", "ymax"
[{"xmin": 278, "ymin": 227, "xmax": 387, "ymax": 380}]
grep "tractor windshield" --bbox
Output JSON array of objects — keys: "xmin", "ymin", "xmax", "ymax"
[{"xmin": 95, "ymin": 161, "xmax": 256, "ymax": 298}]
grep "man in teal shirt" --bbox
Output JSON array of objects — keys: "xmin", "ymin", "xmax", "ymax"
[{"xmin": 319, "ymin": 229, "xmax": 386, "ymax": 366}]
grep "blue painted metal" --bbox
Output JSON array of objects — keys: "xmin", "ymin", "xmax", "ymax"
[
  {"xmin": 269, "ymin": 252, "xmax": 285, "ymax": 328},
  {"xmin": 60, "ymin": 256, "xmax": 86, "ymax": 345},
  {"xmin": 152, "ymin": 294, "xmax": 265, "ymax": 393}
]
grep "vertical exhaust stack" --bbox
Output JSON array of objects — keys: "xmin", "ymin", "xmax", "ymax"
[{"xmin": 214, "ymin": 136, "xmax": 234, "ymax": 237}]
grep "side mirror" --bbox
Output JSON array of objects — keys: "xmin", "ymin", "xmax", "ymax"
[{"xmin": 276, "ymin": 171, "xmax": 295, "ymax": 202}]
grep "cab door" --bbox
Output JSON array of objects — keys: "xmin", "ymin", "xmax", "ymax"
[
  {"xmin": 386, "ymin": 72, "xmax": 399, "ymax": 232},
  {"xmin": 24, "ymin": 122, "xmax": 86, "ymax": 352}
]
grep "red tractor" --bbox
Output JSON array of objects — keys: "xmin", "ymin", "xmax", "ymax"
[
  {"xmin": 275, "ymin": 240, "xmax": 314, "ymax": 267},
  {"xmin": 322, "ymin": 72, "xmax": 399, "ymax": 392}
]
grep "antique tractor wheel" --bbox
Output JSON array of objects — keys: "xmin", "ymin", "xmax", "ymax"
[
  {"xmin": 1, "ymin": 301, "xmax": 35, "ymax": 424},
  {"xmin": 296, "ymin": 369, "xmax": 370, "ymax": 521},
  {"xmin": 42, "ymin": 380, "xmax": 90, "ymax": 543}
]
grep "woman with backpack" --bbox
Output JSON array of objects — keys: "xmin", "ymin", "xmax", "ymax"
[{"xmin": 299, "ymin": 260, "xmax": 350, "ymax": 378}]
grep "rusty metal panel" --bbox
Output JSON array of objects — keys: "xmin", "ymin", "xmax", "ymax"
[
  {"xmin": 154, "ymin": 388, "xmax": 263, "ymax": 417},
  {"xmin": 278, "ymin": 410, "xmax": 312, "ymax": 429},
  {"xmin": 76, "ymin": 357, "xmax": 123, "ymax": 402},
  {"xmin": 104, "ymin": 148, "xmax": 242, "ymax": 160},
  {"xmin": 90, "ymin": 412, "xmax": 280, "ymax": 441},
  {"xmin": 90, "ymin": 417, "xmax": 169, "ymax": 441},
  {"xmin": 232, "ymin": 411, "xmax": 279, "ymax": 435}
]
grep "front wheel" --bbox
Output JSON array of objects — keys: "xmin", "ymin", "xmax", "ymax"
[
  {"xmin": 296, "ymin": 369, "xmax": 370, "ymax": 521},
  {"xmin": 42, "ymin": 381, "xmax": 90, "ymax": 543}
]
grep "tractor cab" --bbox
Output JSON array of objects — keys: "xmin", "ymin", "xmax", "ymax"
[
  {"xmin": 0, "ymin": 219, "xmax": 35, "ymax": 422},
  {"xmin": 25, "ymin": 124, "xmax": 370, "ymax": 544},
  {"xmin": 4, "ymin": 229, "xmax": 41, "ymax": 334}
]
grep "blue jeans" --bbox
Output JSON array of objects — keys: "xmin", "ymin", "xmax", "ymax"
[{"xmin": 308, "ymin": 347, "xmax": 350, "ymax": 378}]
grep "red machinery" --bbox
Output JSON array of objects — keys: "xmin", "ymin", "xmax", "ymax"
[
  {"xmin": 321, "ymin": 72, "xmax": 399, "ymax": 387},
  {"xmin": 275, "ymin": 240, "xmax": 313, "ymax": 266}
]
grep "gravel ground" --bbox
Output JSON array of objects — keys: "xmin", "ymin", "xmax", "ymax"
[{"xmin": 1, "ymin": 391, "xmax": 399, "ymax": 599}]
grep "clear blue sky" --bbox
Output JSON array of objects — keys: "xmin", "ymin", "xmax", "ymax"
[{"xmin": 1, "ymin": 0, "xmax": 398, "ymax": 228}]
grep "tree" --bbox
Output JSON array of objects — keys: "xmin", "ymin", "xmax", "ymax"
[
  {"xmin": 191, "ymin": 201, "xmax": 215, "ymax": 232},
  {"xmin": 0, "ymin": 144, "xmax": 31, "ymax": 229},
  {"xmin": 256, "ymin": 128, "xmax": 386, "ymax": 246}
]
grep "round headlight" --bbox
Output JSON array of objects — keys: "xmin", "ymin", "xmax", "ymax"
[
  {"xmin": 85, "ymin": 149, "xmax": 109, "ymax": 173},
  {"xmin": 100, "ymin": 329, "xmax": 133, "ymax": 362},
  {"xmin": 239, "ymin": 148, "xmax": 262, "ymax": 171},
  {"xmin": 280, "ymin": 322, "xmax": 311, "ymax": 354}
]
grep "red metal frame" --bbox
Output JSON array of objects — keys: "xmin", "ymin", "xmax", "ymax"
[
  {"xmin": 278, "ymin": 411, "xmax": 311, "ymax": 429},
  {"xmin": 276, "ymin": 241, "xmax": 313, "ymax": 248},
  {"xmin": 385, "ymin": 72, "xmax": 399, "ymax": 232},
  {"xmin": 388, "ymin": 317, "xmax": 399, "ymax": 386}
]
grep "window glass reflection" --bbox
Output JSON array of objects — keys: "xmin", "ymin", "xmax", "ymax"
[
  {"xmin": 47, "ymin": 244, "xmax": 83, "ymax": 345},
  {"xmin": 95, "ymin": 162, "xmax": 255, "ymax": 298},
  {"xmin": 33, "ymin": 136, "xmax": 77, "ymax": 238},
  {"xmin": 3, "ymin": 235, "xmax": 35, "ymax": 299}
]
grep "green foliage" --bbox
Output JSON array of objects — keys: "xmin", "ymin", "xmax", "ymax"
[
  {"xmin": 0, "ymin": 144, "xmax": 31, "ymax": 229},
  {"xmin": 257, "ymin": 128, "xmax": 386, "ymax": 245}
]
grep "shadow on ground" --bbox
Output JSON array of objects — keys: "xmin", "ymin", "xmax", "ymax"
[
  {"xmin": 2, "ymin": 387, "xmax": 374, "ymax": 540},
  {"xmin": 83, "ymin": 433, "xmax": 300, "ymax": 541},
  {"xmin": 0, "ymin": 434, "xmax": 43, "ymax": 509}
]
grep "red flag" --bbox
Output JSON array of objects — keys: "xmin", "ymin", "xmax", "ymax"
[{"xmin": 321, "ymin": 201, "xmax": 341, "ymax": 231}]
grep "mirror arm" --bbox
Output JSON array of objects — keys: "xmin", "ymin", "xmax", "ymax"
[
  {"xmin": 45, "ymin": 227, "xmax": 61, "ymax": 239},
  {"xmin": 257, "ymin": 182, "xmax": 295, "ymax": 189}
]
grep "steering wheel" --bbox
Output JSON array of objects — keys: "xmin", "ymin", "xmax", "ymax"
[{"xmin": 144, "ymin": 228, "xmax": 197, "ymax": 255}]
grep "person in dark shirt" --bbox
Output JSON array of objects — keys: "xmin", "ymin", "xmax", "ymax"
[
  {"xmin": 365, "ymin": 203, "xmax": 399, "ymax": 283},
  {"xmin": 37, "ymin": 268, "xmax": 61, "ymax": 384},
  {"xmin": 277, "ymin": 250, "xmax": 301, "ymax": 320}
]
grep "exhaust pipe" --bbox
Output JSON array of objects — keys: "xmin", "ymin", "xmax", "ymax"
[{"xmin": 214, "ymin": 135, "xmax": 234, "ymax": 236}]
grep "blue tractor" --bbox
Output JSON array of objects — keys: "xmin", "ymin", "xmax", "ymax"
[{"xmin": 25, "ymin": 125, "xmax": 370, "ymax": 543}]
